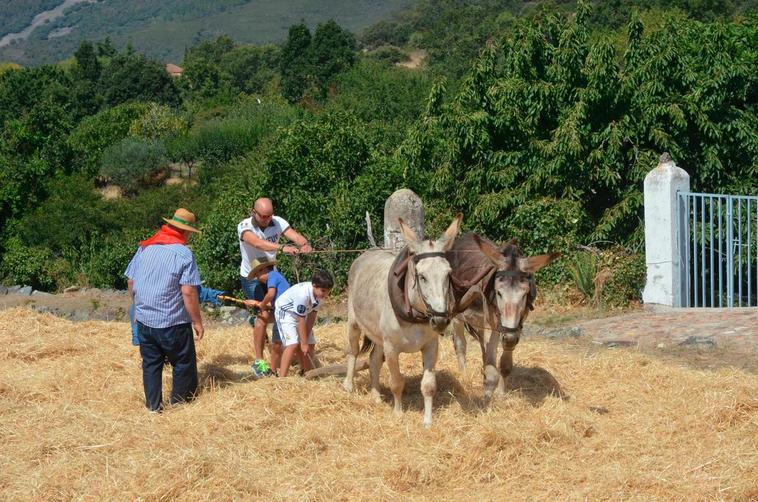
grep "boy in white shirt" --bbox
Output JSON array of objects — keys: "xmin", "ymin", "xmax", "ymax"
[{"xmin": 274, "ymin": 270, "xmax": 333, "ymax": 377}]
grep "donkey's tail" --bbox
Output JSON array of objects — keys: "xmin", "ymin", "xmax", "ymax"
[{"xmin": 359, "ymin": 335, "xmax": 374, "ymax": 354}]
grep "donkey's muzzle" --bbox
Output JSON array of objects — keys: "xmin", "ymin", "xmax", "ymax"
[
  {"xmin": 498, "ymin": 326, "xmax": 520, "ymax": 350},
  {"xmin": 430, "ymin": 315, "xmax": 450, "ymax": 333}
]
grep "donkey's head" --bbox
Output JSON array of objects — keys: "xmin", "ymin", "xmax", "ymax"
[
  {"xmin": 475, "ymin": 235, "xmax": 559, "ymax": 348},
  {"xmin": 400, "ymin": 213, "xmax": 463, "ymax": 332}
]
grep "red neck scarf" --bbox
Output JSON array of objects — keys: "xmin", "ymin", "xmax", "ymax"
[{"xmin": 140, "ymin": 225, "xmax": 188, "ymax": 248}]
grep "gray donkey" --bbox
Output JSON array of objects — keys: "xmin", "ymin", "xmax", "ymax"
[
  {"xmin": 343, "ymin": 214, "xmax": 462, "ymax": 427},
  {"xmin": 448, "ymin": 234, "xmax": 559, "ymax": 401}
]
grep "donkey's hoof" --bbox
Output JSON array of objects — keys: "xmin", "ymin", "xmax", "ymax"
[
  {"xmin": 370, "ymin": 389, "xmax": 382, "ymax": 404},
  {"xmin": 423, "ymin": 417, "xmax": 433, "ymax": 429},
  {"xmin": 342, "ymin": 380, "xmax": 354, "ymax": 393}
]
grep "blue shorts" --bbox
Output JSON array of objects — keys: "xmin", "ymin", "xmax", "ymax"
[
  {"xmin": 241, "ymin": 276, "xmax": 282, "ymax": 344},
  {"xmin": 240, "ymin": 276, "xmax": 266, "ymax": 301}
]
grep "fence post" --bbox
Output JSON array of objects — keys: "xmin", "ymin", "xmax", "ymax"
[
  {"xmin": 642, "ymin": 153, "xmax": 691, "ymax": 307},
  {"xmin": 384, "ymin": 189, "xmax": 424, "ymax": 251}
]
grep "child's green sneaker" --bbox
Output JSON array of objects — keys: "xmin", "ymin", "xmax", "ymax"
[{"xmin": 251, "ymin": 359, "xmax": 272, "ymax": 378}]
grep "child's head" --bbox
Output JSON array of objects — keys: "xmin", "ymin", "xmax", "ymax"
[
  {"xmin": 249, "ymin": 259, "xmax": 276, "ymax": 282},
  {"xmin": 254, "ymin": 264, "xmax": 274, "ymax": 282},
  {"xmin": 311, "ymin": 269, "xmax": 333, "ymax": 300}
]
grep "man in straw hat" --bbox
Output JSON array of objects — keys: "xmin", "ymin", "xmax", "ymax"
[
  {"xmin": 243, "ymin": 258, "xmax": 290, "ymax": 375},
  {"xmin": 237, "ymin": 197, "xmax": 312, "ymax": 377},
  {"xmin": 125, "ymin": 208, "xmax": 204, "ymax": 412}
]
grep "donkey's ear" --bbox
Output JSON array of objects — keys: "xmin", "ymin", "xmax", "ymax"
[
  {"xmin": 473, "ymin": 233, "xmax": 505, "ymax": 266},
  {"xmin": 398, "ymin": 218, "xmax": 420, "ymax": 252},
  {"xmin": 439, "ymin": 213, "xmax": 463, "ymax": 251},
  {"xmin": 519, "ymin": 252, "xmax": 561, "ymax": 273}
]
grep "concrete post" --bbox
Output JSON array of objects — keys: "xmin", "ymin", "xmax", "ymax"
[
  {"xmin": 384, "ymin": 189, "xmax": 424, "ymax": 251},
  {"xmin": 642, "ymin": 153, "xmax": 690, "ymax": 306}
]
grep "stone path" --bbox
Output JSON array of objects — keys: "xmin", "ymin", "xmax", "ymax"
[{"xmin": 576, "ymin": 307, "xmax": 758, "ymax": 354}]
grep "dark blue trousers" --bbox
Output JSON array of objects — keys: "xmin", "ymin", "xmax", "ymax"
[{"xmin": 137, "ymin": 321, "xmax": 198, "ymax": 411}]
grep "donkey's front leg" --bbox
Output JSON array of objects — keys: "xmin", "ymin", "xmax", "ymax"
[
  {"xmin": 385, "ymin": 348, "xmax": 405, "ymax": 418},
  {"xmin": 420, "ymin": 337, "xmax": 439, "ymax": 428},
  {"xmin": 482, "ymin": 328, "xmax": 500, "ymax": 402},
  {"xmin": 496, "ymin": 332, "xmax": 520, "ymax": 396},
  {"xmin": 368, "ymin": 343, "xmax": 384, "ymax": 404},
  {"xmin": 450, "ymin": 318, "xmax": 467, "ymax": 371},
  {"xmin": 343, "ymin": 321, "xmax": 361, "ymax": 393}
]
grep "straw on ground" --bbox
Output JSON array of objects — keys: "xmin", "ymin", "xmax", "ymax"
[{"xmin": 0, "ymin": 308, "xmax": 756, "ymax": 500}]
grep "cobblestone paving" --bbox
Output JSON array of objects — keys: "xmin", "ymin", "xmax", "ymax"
[{"xmin": 576, "ymin": 307, "xmax": 758, "ymax": 353}]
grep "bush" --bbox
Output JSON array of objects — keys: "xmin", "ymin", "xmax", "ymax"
[
  {"xmin": 508, "ymin": 199, "xmax": 590, "ymax": 256},
  {"xmin": 127, "ymin": 102, "xmax": 189, "ymax": 141},
  {"xmin": 13, "ymin": 174, "xmax": 116, "ymax": 251},
  {"xmin": 82, "ymin": 228, "xmax": 149, "ymax": 289},
  {"xmin": 329, "ymin": 59, "xmax": 432, "ymax": 123},
  {"xmin": 67, "ymin": 102, "xmax": 149, "ymax": 177},
  {"xmin": 567, "ymin": 251, "xmax": 598, "ymax": 302},
  {"xmin": 365, "ymin": 46, "xmax": 408, "ymax": 65},
  {"xmin": 599, "ymin": 249, "xmax": 646, "ymax": 308},
  {"xmin": 0, "ymin": 237, "xmax": 57, "ymax": 291},
  {"xmin": 100, "ymin": 137, "xmax": 168, "ymax": 193}
]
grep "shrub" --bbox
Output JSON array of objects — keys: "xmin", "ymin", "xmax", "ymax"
[
  {"xmin": 13, "ymin": 174, "xmax": 115, "ymax": 251},
  {"xmin": 67, "ymin": 102, "xmax": 149, "ymax": 177},
  {"xmin": 100, "ymin": 137, "xmax": 168, "ymax": 193},
  {"xmin": 599, "ymin": 249, "xmax": 646, "ymax": 308},
  {"xmin": 127, "ymin": 102, "xmax": 189, "ymax": 141},
  {"xmin": 82, "ymin": 228, "xmax": 149, "ymax": 289},
  {"xmin": 0, "ymin": 237, "xmax": 56, "ymax": 291},
  {"xmin": 365, "ymin": 46, "xmax": 408, "ymax": 65},
  {"xmin": 505, "ymin": 198, "xmax": 591, "ymax": 257},
  {"xmin": 567, "ymin": 251, "xmax": 598, "ymax": 302}
]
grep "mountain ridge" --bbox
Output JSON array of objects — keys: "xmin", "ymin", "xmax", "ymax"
[{"xmin": 0, "ymin": 0, "xmax": 413, "ymax": 66}]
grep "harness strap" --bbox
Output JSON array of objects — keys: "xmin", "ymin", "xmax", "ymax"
[{"xmin": 412, "ymin": 251, "xmax": 447, "ymax": 263}]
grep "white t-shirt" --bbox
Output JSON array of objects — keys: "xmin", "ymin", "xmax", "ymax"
[
  {"xmin": 237, "ymin": 215, "xmax": 290, "ymax": 277},
  {"xmin": 275, "ymin": 282, "xmax": 320, "ymax": 325}
]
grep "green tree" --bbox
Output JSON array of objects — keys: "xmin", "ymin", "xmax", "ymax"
[
  {"xmin": 399, "ymin": 6, "xmax": 758, "ymax": 250},
  {"xmin": 101, "ymin": 50, "xmax": 181, "ymax": 107},
  {"xmin": 280, "ymin": 22, "xmax": 313, "ymax": 103},
  {"xmin": 73, "ymin": 40, "xmax": 101, "ymax": 82},
  {"xmin": 67, "ymin": 102, "xmax": 150, "ymax": 177},
  {"xmin": 310, "ymin": 19, "xmax": 357, "ymax": 98},
  {"xmin": 70, "ymin": 40, "xmax": 103, "ymax": 118}
]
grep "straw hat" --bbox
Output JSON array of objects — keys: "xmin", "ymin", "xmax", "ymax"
[
  {"xmin": 163, "ymin": 208, "xmax": 200, "ymax": 233},
  {"xmin": 247, "ymin": 258, "xmax": 277, "ymax": 279}
]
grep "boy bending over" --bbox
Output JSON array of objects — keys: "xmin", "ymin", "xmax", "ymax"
[{"xmin": 274, "ymin": 270, "xmax": 333, "ymax": 377}]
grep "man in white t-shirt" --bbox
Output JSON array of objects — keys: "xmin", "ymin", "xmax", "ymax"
[
  {"xmin": 274, "ymin": 270, "xmax": 333, "ymax": 377},
  {"xmin": 237, "ymin": 197, "xmax": 312, "ymax": 377}
]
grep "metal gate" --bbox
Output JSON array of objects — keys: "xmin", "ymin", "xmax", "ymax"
[{"xmin": 677, "ymin": 192, "xmax": 758, "ymax": 307}]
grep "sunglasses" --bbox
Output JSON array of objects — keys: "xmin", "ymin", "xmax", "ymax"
[{"xmin": 253, "ymin": 209, "xmax": 274, "ymax": 219}]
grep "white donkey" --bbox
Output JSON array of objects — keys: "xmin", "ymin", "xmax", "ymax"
[{"xmin": 343, "ymin": 214, "xmax": 462, "ymax": 427}]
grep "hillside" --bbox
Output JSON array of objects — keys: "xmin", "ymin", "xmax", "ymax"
[{"xmin": 0, "ymin": 0, "xmax": 413, "ymax": 66}]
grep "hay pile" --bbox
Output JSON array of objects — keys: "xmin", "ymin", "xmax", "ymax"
[{"xmin": 0, "ymin": 307, "xmax": 755, "ymax": 500}]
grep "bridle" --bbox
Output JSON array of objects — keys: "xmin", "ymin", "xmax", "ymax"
[
  {"xmin": 407, "ymin": 251, "xmax": 453, "ymax": 320},
  {"xmin": 487, "ymin": 268, "xmax": 534, "ymax": 343}
]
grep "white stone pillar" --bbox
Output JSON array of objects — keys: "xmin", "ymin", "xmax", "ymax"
[
  {"xmin": 642, "ymin": 153, "xmax": 690, "ymax": 306},
  {"xmin": 384, "ymin": 189, "xmax": 424, "ymax": 251}
]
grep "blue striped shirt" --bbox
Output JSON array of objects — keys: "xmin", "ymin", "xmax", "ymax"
[{"xmin": 124, "ymin": 244, "xmax": 202, "ymax": 328}]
